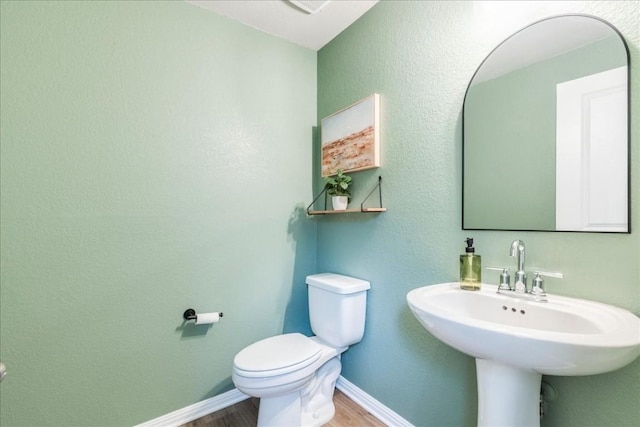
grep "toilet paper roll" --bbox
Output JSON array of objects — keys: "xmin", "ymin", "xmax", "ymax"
[{"xmin": 195, "ymin": 312, "xmax": 220, "ymax": 325}]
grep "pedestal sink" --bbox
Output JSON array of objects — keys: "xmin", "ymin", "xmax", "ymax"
[{"xmin": 407, "ymin": 283, "xmax": 640, "ymax": 427}]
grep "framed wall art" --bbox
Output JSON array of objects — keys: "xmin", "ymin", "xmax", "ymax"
[{"xmin": 321, "ymin": 93, "xmax": 380, "ymax": 177}]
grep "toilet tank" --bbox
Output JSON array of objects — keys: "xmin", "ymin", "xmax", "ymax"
[{"xmin": 306, "ymin": 273, "xmax": 370, "ymax": 348}]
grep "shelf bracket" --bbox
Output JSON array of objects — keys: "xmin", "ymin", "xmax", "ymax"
[
  {"xmin": 306, "ymin": 187, "xmax": 329, "ymax": 214},
  {"xmin": 361, "ymin": 176, "xmax": 383, "ymax": 211}
]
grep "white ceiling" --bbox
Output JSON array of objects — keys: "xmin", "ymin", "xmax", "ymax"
[{"xmin": 187, "ymin": 0, "xmax": 379, "ymax": 51}]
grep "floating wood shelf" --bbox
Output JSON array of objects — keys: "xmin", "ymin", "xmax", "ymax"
[
  {"xmin": 307, "ymin": 207, "xmax": 387, "ymax": 215},
  {"xmin": 307, "ymin": 176, "xmax": 386, "ymax": 216}
]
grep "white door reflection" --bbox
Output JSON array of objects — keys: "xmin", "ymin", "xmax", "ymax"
[{"xmin": 556, "ymin": 66, "xmax": 627, "ymax": 232}]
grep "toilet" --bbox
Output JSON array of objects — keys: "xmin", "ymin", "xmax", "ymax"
[{"xmin": 232, "ymin": 273, "xmax": 370, "ymax": 427}]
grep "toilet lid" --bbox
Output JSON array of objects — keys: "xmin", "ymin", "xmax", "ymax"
[{"xmin": 234, "ymin": 333, "xmax": 321, "ymax": 377}]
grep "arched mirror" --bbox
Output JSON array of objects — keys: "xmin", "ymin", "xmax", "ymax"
[{"xmin": 463, "ymin": 15, "xmax": 629, "ymax": 233}]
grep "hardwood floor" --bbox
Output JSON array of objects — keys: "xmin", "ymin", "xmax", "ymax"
[{"xmin": 180, "ymin": 389, "xmax": 386, "ymax": 427}]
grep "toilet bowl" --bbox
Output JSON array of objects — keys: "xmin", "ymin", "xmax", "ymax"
[
  {"xmin": 231, "ymin": 273, "xmax": 370, "ymax": 427},
  {"xmin": 233, "ymin": 334, "xmax": 346, "ymax": 426}
]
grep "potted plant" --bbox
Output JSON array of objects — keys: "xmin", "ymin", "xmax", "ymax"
[{"xmin": 324, "ymin": 170, "xmax": 352, "ymax": 210}]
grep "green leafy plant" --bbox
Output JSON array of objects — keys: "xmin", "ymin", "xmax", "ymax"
[{"xmin": 324, "ymin": 170, "xmax": 352, "ymax": 198}]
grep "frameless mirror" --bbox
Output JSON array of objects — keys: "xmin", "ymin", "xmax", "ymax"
[{"xmin": 463, "ymin": 15, "xmax": 629, "ymax": 232}]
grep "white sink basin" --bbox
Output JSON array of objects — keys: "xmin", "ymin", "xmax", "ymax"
[
  {"xmin": 407, "ymin": 282, "xmax": 640, "ymax": 376},
  {"xmin": 407, "ymin": 282, "xmax": 640, "ymax": 426}
]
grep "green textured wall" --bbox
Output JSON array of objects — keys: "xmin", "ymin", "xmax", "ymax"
[
  {"xmin": 0, "ymin": 1, "xmax": 316, "ymax": 425},
  {"xmin": 318, "ymin": 1, "xmax": 639, "ymax": 426},
  {"xmin": 464, "ymin": 36, "xmax": 627, "ymax": 230},
  {"xmin": 2, "ymin": 1, "xmax": 639, "ymax": 426}
]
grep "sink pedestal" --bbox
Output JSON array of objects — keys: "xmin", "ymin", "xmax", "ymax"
[{"xmin": 476, "ymin": 359, "xmax": 542, "ymax": 427}]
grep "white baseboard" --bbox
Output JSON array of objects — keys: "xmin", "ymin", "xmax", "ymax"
[
  {"xmin": 336, "ymin": 376, "xmax": 414, "ymax": 427},
  {"xmin": 137, "ymin": 375, "xmax": 412, "ymax": 427},
  {"xmin": 135, "ymin": 388, "xmax": 250, "ymax": 427}
]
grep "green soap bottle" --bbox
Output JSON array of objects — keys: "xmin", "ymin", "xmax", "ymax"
[{"xmin": 460, "ymin": 237, "xmax": 481, "ymax": 290}]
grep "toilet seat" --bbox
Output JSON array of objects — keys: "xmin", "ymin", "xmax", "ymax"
[{"xmin": 233, "ymin": 333, "xmax": 321, "ymax": 378}]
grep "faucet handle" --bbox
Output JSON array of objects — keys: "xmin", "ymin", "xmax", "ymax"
[
  {"xmin": 534, "ymin": 271, "xmax": 564, "ymax": 279},
  {"xmin": 486, "ymin": 266, "xmax": 511, "ymax": 291},
  {"xmin": 531, "ymin": 271, "xmax": 563, "ymax": 302}
]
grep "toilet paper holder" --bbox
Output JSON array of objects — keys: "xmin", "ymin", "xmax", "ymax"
[{"xmin": 183, "ymin": 308, "xmax": 224, "ymax": 322}]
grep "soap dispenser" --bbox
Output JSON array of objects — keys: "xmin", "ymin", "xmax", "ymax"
[{"xmin": 460, "ymin": 237, "xmax": 481, "ymax": 291}]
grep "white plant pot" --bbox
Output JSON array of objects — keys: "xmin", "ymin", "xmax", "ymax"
[{"xmin": 331, "ymin": 196, "xmax": 348, "ymax": 211}]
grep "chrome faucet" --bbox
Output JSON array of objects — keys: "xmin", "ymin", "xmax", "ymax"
[
  {"xmin": 486, "ymin": 240, "xmax": 563, "ymax": 302},
  {"xmin": 510, "ymin": 240, "xmax": 527, "ymax": 292}
]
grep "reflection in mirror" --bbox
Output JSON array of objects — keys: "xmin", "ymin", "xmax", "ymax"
[{"xmin": 463, "ymin": 15, "xmax": 629, "ymax": 233}]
